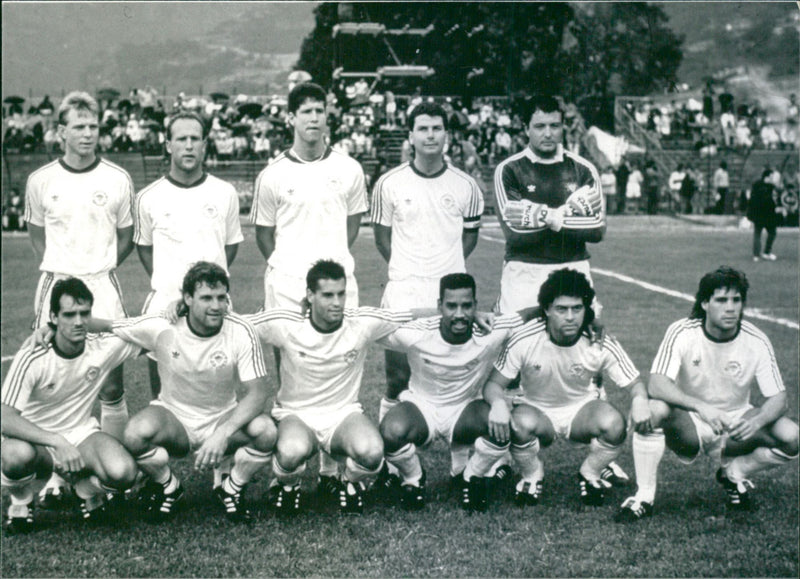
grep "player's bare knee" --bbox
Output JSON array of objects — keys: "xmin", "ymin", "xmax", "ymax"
[
  {"xmin": 648, "ymin": 399, "xmax": 671, "ymax": 427},
  {"xmin": 776, "ymin": 420, "xmax": 799, "ymax": 456},
  {"xmin": 123, "ymin": 415, "xmax": 159, "ymax": 453},
  {"xmin": 598, "ymin": 412, "xmax": 626, "ymax": 445},
  {"xmin": 276, "ymin": 438, "xmax": 313, "ymax": 467},
  {"xmin": 1, "ymin": 439, "xmax": 38, "ymax": 477},
  {"xmin": 98, "ymin": 370, "xmax": 124, "ymax": 401},
  {"xmin": 350, "ymin": 437, "xmax": 384, "ymax": 470},
  {"xmin": 379, "ymin": 415, "xmax": 412, "ymax": 450},
  {"xmin": 510, "ymin": 408, "xmax": 538, "ymax": 443},
  {"xmin": 98, "ymin": 455, "xmax": 138, "ymax": 490},
  {"xmin": 247, "ymin": 414, "xmax": 278, "ymax": 451}
]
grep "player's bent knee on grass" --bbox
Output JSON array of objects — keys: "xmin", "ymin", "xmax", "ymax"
[
  {"xmin": 511, "ymin": 404, "xmax": 555, "ymax": 447},
  {"xmin": 332, "ymin": 414, "xmax": 384, "ymax": 470},
  {"xmin": 81, "ymin": 433, "xmax": 138, "ymax": 491},
  {"xmin": 662, "ymin": 408, "xmax": 701, "ymax": 460},
  {"xmin": 275, "ymin": 418, "xmax": 317, "ymax": 470},
  {"xmin": 1, "ymin": 439, "xmax": 43, "ymax": 479},
  {"xmin": 725, "ymin": 415, "xmax": 799, "ymax": 457},
  {"xmin": 451, "ymin": 400, "xmax": 491, "ymax": 445},
  {"xmin": 242, "ymin": 414, "xmax": 278, "ymax": 452},
  {"xmin": 123, "ymin": 406, "xmax": 190, "ymax": 458},
  {"xmin": 380, "ymin": 402, "xmax": 428, "ymax": 452},
  {"xmin": 570, "ymin": 400, "xmax": 626, "ymax": 445}
]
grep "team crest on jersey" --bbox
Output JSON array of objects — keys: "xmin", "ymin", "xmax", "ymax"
[
  {"xmin": 85, "ymin": 366, "xmax": 100, "ymax": 385},
  {"xmin": 203, "ymin": 204, "xmax": 219, "ymax": 219},
  {"xmin": 344, "ymin": 349, "xmax": 358, "ymax": 364},
  {"xmin": 569, "ymin": 363, "xmax": 588, "ymax": 378},
  {"xmin": 92, "ymin": 191, "xmax": 108, "ymax": 206},
  {"xmin": 723, "ymin": 361, "xmax": 743, "ymax": 378},
  {"xmin": 327, "ymin": 177, "xmax": 343, "ymax": 193},
  {"xmin": 209, "ymin": 350, "xmax": 228, "ymax": 368},
  {"xmin": 440, "ymin": 194, "xmax": 456, "ymax": 210}
]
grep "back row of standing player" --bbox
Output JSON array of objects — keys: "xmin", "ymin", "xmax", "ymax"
[{"xmin": 3, "ymin": 84, "xmax": 796, "ymax": 528}]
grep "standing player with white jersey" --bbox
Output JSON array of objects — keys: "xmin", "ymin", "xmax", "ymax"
[
  {"xmin": 467, "ymin": 269, "xmax": 652, "ymax": 511},
  {"xmin": 93, "ymin": 263, "xmax": 276, "ymax": 523},
  {"xmin": 2, "ymin": 279, "xmax": 140, "ymax": 533},
  {"xmin": 24, "ymin": 91, "xmax": 135, "ymax": 506},
  {"xmin": 616, "ymin": 267, "xmax": 798, "ymax": 522},
  {"xmin": 376, "ymin": 273, "xmax": 538, "ymax": 510},
  {"xmin": 249, "ymin": 260, "xmax": 418, "ymax": 515},
  {"xmin": 135, "ymin": 111, "xmax": 243, "ymax": 397}
]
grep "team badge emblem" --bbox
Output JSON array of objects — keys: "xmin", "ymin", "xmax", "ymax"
[
  {"xmin": 209, "ymin": 350, "xmax": 229, "ymax": 368},
  {"xmin": 203, "ymin": 204, "xmax": 219, "ymax": 219},
  {"xmin": 92, "ymin": 191, "xmax": 108, "ymax": 206},
  {"xmin": 440, "ymin": 194, "xmax": 456, "ymax": 210},
  {"xmin": 85, "ymin": 366, "xmax": 100, "ymax": 385},
  {"xmin": 327, "ymin": 177, "xmax": 343, "ymax": 193},
  {"xmin": 344, "ymin": 349, "xmax": 358, "ymax": 364},
  {"xmin": 570, "ymin": 363, "xmax": 587, "ymax": 378},
  {"xmin": 723, "ymin": 361, "xmax": 743, "ymax": 377}
]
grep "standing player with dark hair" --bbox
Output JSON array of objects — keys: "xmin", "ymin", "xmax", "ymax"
[
  {"xmin": 2, "ymin": 279, "xmax": 141, "ymax": 532},
  {"xmin": 465, "ymin": 269, "xmax": 651, "ymax": 511},
  {"xmin": 135, "ymin": 111, "xmax": 244, "ymax": 398},
  {"xmin": 91, "ymin": 262, "xmax": 276, "ymax": 523},
  {"xmin": 24, "ymin": 90, "xmax": 136, "ymax": 506},
  {"xmin": 371, "ymin": 100, "xmax": 484, "ymax": 482},
  {"xmin": 616, "ymin": 266, "xmax": 798, "ymax": 521}
]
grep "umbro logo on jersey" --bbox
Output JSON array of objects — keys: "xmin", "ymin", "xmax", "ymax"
[{"xmin": 92, "ymin": 191, "xmax": 108, "ymax": 206}]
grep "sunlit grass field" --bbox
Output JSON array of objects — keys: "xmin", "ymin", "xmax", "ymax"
[{"xmin": 1, "ymin": 216, "xmax": 798, "ymax": 577}]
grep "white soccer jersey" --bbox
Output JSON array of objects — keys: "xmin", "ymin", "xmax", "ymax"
[
  {"xmin": 111, "ymin": 314, "xmax": 267, "ymax": 418},
  {"xmin": 2, "ymin": 335, "xmax": 140, "ymax": 435},
  {"xmin": 370, "ymin": 162, "xmax": 484, "ymax": 281},
  {"xmin": 378, "ymin": 313, "xmax": 523, "ymax": 405},
  {"xmin": 134, "ymin": 173, "xmax": 243, "ymax": 297},
  {"xmin": 24, "ymin": 158, "xmax": 135, "ymax": 275},
  {"xmin": 249, "ymin": 148, "xmax": 368, "ymax": 278},
  {"xmin": 650, "ymin": 318, "xmax": 784, "ymax": 412},
  {"xmin": 495, "ymin": 319, "xmax": 640, "ymax": 409},
  {"xmin": 249, "ymin": 307, "xmax": 412, "ymax": 412}
]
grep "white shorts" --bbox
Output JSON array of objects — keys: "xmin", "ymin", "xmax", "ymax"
[
  {"xmin": 380, "ymin": 278, "xmax": 440, "ymax": 310},
  {"xmin": 496, "ymin": 260, "xmax": 596, "ymax": 313},
  {"xmin": 398, "ymin": 390, "xmax": 474, "ymax": 447},
  {"xmin": 33, "ymin": 271, "xmax": 127, "ymax": 329},
  {"xmin": 151, "ymin": 400, "xmax": 236, "ymax": 450},
  {"xmin": 681, "ymin": 405, "xmax": 754, "ymax": 464},
  {"xmin": 512, "ymin": 392, "xmax": 600, "ymax": 440},
  {"xmin": 271, "ymin": 403, "xmax": 363, "ymax": 454},
  {"xmin": 264, "ymin": 266, "xmax": 358, "ymax": 310}
]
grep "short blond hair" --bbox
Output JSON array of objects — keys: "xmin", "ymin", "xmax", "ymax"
[{"xmin": 58, "ymin": 91, "xmax": 99, "ymax": 125}]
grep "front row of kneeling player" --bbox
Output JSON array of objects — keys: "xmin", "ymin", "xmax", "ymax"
[{"xmin": 2, "ymin": 261, "xmax": 797, "ymax": 531}]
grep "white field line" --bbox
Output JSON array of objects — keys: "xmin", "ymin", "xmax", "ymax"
[{"xmin": 480, "ymin": 233, "xmax": 799, "ymax": 331}]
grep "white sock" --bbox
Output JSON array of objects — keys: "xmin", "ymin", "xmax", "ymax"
[
  {"xmin": 40, "ymin": 471, "xmax": 69, "ymax": 494},
  {"xmin": 449, "ymin": 444, "xmax": 470, "ymax": 477},
  {"xmin": 726, "ymin": 447, "xmax": 797, "ymax": 483},
  {"xmin": 486, "ymin": 451, "xmax": 512, "ymax": 477},
  {"xmin": 511, "ymin": 439, "xmax": 542, "ymax": 481},
  {"xmin": 386, "ymin": 443, "xmax": 422, "ymax": 486},
  {"xmin": 318, "ymin": 450, "xmax": 339, "ymax": 478},
  {"xmin": 580, "ymin": 438, "xmax": 622, "ymax": 483},
  {"xmin": 632, "ymin": 430, "xmax": 665, "ymax": 504},
  {"xmin": 135, "ymin": 446, "xmax": 171, "ymax": 485},
  {"xmin": 213, "ymin": 455, "xmax": 233, "ymax": 488},
  {"xmin": 379, "ymin": 396, "xmax": 400, "ymax": 423},
  {"xmin": 344, "ymin": 456, "xmax": 383, "ymax": 484},
  {"xmin": 464, "ymin": 437, "xmax": 509, "ymax": 481},
  {"xmin": 227, "ymin": 446, "xmax": 272, "ymax": 492},
  {"xmin": 100, "ymin": 396, "xmax": 129, "ymax": 441},
  {"xmin": 1, "ymin": 472, "xmax": 37, "ymax": 506},
  {"xmin": 272, "ymin": 456, "xmax": 306, "ymax": 487}
]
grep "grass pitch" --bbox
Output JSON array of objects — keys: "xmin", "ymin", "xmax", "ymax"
[{"xmin": 1, "ymin": 216, "xmax": 798, "ymax": 577}]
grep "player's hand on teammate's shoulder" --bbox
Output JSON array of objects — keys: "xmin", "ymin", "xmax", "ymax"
[
  {"xmin": 475, "ymin": 311, "xmax": 495, "ymax": 332},
  {"xmin": 28, "ymin": 323, "xmax": 55, "ymax": 349},
  {"xmin": 161, "ymin": 299, "xmax": 183, "ymax": 324}
]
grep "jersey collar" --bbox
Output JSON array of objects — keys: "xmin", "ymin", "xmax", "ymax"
[
  {"xmin": 410, "ymin": 159, "xmax": 448, "ymax": 179},
  {"xmin": 702, "ymin": 322, "xmax": 741, "ymax": 343},
  {"xmin": 285, "ymin": 146, "xmax": 332, "ymax": 164},
  {"xmin": 166, "ymin": 172, "xmax": 208, "ymax": 189},
  {"xmin": 524, "ymin": 144, "xmax": 564, "ymax": 165},
  {"xmin": 50, "ymin": 337, "xmax": 85, "ymax": 359},
  {"xmin": 59, "ymin": 156, "xmax": 101, "ymax": 174}
]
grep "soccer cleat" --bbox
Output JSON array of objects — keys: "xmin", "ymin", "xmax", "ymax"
[
  {"xmin": 4, "ymin": 504, "xmax": 35, "ymax": 534},
  {"xmin": 492, "ymin": 464, "xmax": 514, "ymax": 492},
  {"xmin": 268, "ymin": 483, "xmax": 302, "ymax": 514},
  {"xmin": 138, "ymin": 478, "xmax": 185, "ymax": 521},
  {"xmin": 614, "ymin": 496, "xmax": 653, "ymax": 523},
  {"xmin": 600, "ymin": 462, "xmax": 631, "ymax": 487},
  {"xmin": 371, "ymin": 463, "xmax": 401, "ymax": 502},
  {"xmin": 449, "ymin": 473, "xmax": 469, "ymax": 498},
  {"xmin": 339, "ymin": 481, "xmax": 365, "ymax": 515},
  {"xmin": 316, "ymin": 475, "xmax": 342, "ymax": 507},
  {"xmin": 214, "ymin": 480, "xmax": 251, "ymax": 523},
  {"xmin": 38, "ymin": 485, "xmax": 75, "ymax": 510},
  {"xmin": 514, "ymin": 479, "xmax": 543, "ymax": 506},
  {"xmin": 461, "ymin": 476, "xmax": 488, "ymax": 512},
  {"xmin": 399, "ymin": 469, "xmax": 426, "ymax": 511},
  {"xmin": 716, "ymin": 468, "xmax": 755, "ymax": 510},
  {"xmin": 79, "ymin": 494, "xmax": 109, "ymax": 523},
  {"xmin": 578, "ymin": 473, "xmax": 606, "ymax": 506}
]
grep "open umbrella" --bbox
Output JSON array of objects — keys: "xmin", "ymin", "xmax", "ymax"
[
  {"xmin": 237, "ymin": 102, "xmax": 264, "ymax": 119},
  {"xmin": 3, "ymin": 96, "xmax": 25, "ymax": 105},
  {"xmin": 96, "ymin": 87, "xmax": 121, "ymax": 101},
  {"xmin": 449, "ymin": 110, "xmax": 469, "ymax": 129},
  {"xmin": 209, "ymin": 92, "xmax": 230, "ymax": 103}
]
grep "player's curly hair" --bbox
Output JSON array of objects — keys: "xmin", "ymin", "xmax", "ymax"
[
  {"xmin": 408, "ymin": 101, "xmax": 449, "ymax": 131},
  {"xmin": 439, "ymin": 273, "xmax": 475, "ymax": 301},
  {"xmin": 50, "ymin": 277, "xmax": 94, "ymax": 316},
  {"xmin": 538, "ymin": 268, "xmax": 595, "ymax": 328},
  {"xmin": 288, "ymin": 82, "xmax": 327, "ymax": 114},
  {"xmin": 690, "ymin": 266, "xmax": 749, "ymax": 320},
  {"xmin": 57, "ymin": 91, "xmax": 99, "ymax": 125},
  {"xmin": 306, "ymin": 259, "xmax": 345, "ymax": 293}
]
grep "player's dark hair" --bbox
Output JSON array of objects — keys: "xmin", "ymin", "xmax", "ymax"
[
  {"xmin": 524, "ymin": 95, "xmax": 563, "ymax": 123},
  {"xmin": 690, "ymin": 266, "xmax": 748, "ymax": 319},
  {"xmin": 439, "ymin": 273, "xmax": 475, "ymax": 301},
  {"xmin": 307, "ymin": 259, "xmax": 346, "ymax": 292},
  {"xmin": 288, "ymin": 82, "xmax": 327, "ymax": 114},
  {"xmin": 50, "ymin": 277, "xmax": 94, "ymax": 316},
  {"xmin": 408, "ymin": 101, "xmax": 449, "ymax": 131},
  {"xmin": 538, "ymin": 269, "xmax": 595, "ymax": 328},
  {"xmin": 181, "ymin": 261, "xmax": 230, "ymax": 298},
  {"xmin": 166, "ymin": 111, "xmax": 209, "ymax": 140}
]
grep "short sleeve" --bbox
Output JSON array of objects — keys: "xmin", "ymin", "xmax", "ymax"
[
  {"xmin": 346, "ymin": 163, "xmax": 368, "ymax": 216},
  {"xmin": 111, "ymin": 315, "xmax": 170, "ymax": 352},
  {"xmin": 650, "ymin": 320, "xmax": 688, "ymax": 381},
  {"xmin": 116, "ymin": 172, "xmax": 135, "ymax": 229},
  {"xmin": 250, "ymin": 167, "xmax": 278, "ymax": 226},
  {"xmin": 24, "ymin": 173, "xmax": 45, "ymax": 227},
  {"xmin": 225, "ymin": 184, "xmax": 244, "ymax": 245},
  {"xmin": 134, "ymin": 190, "xmax": 153, "ymax": 245},
  {"xmin": 1, "ymin": 345, "xmax": 42, "ymax": 411},
  {"xmin": 230, "ymin": 317, "xmax": 268, "ymax": 383}
]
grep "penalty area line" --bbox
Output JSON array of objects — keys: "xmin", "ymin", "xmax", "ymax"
[{"xmin": 479, "ymin": 233, "xmax": 798, "ymax": 331}]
